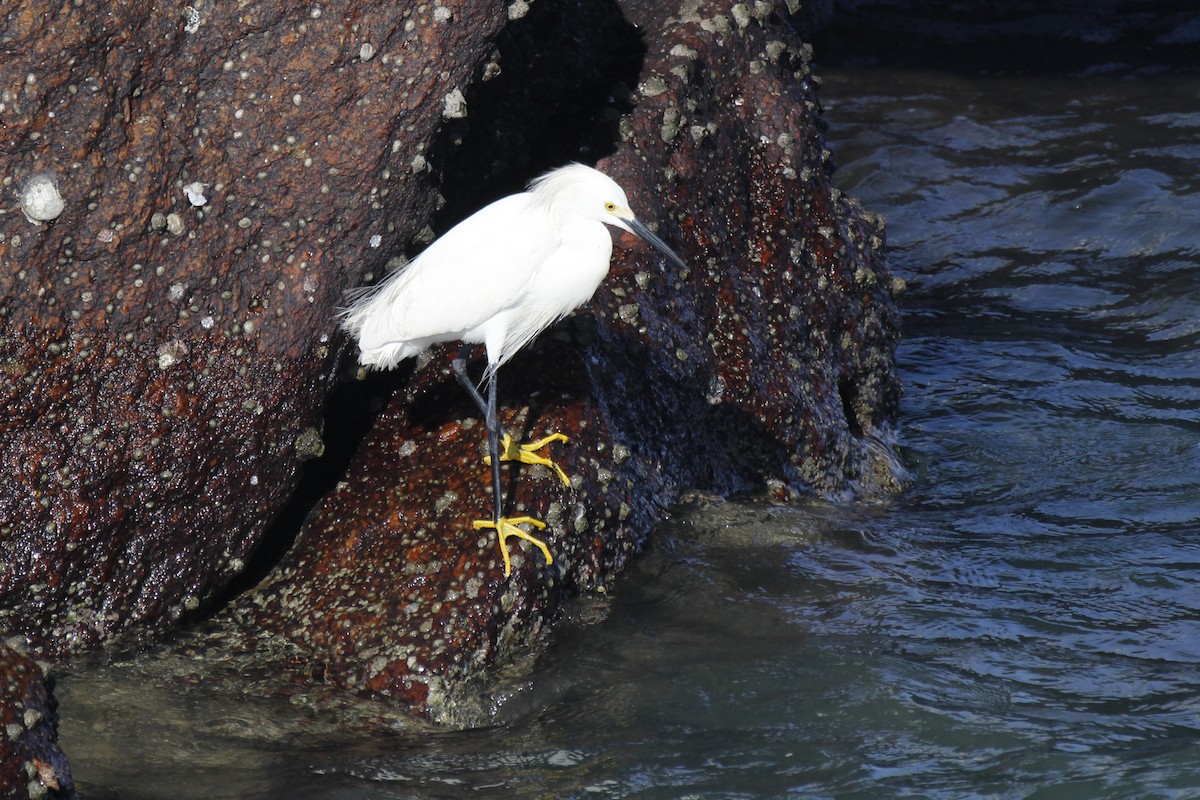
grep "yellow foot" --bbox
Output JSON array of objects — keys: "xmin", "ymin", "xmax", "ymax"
[
  {"xmin": 485, "ymin": 433, "xmax": 571, "ymax": 488},
  {"xmin": 473, "ymin": 516, "xmax": 554, "ymax": 576}
]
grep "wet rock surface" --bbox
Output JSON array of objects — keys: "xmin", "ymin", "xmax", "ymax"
[
  {"xmin": 603, "ymin": 0, "xmax": 902, "ymax": 502},
  {"xmin": 0, "ymin": 0, "xmax": 902, "ymax": 760},
  {"xmin": 224, "ymin": 344, "xmax": 638, "ymax": 715},
  {"xmin": 0, "ymin": 641, "xmax": 75, "ymax": 800},
  {"xmin": 0, "ymin": 0, "xmax": 506, "ymax": 655}
]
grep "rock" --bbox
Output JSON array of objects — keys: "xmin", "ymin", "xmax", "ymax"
[
  {"xmin": 606, "ymin": 0, "xmax": 903, "ymax": 502},
  {"xmin": 1, "ymin": 0, "xmax": 902, "ymax": 735},
  {"xmin": 219, "ymin": 0, "xmax": 903, "ymax": 720},
  {"xmin": 0, "ymin": 0, "xmax": 508, "ymax": 656},
  {"xmin": 0, "ymin": 640, "xmax": 75, "ymax": 800}
]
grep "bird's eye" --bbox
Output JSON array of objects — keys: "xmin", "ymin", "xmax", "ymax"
[{"xmin": 604, "ymin": 202, "xmax": 617, "ymax": 212}]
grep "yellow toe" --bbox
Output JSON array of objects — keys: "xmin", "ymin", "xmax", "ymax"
[
  {"xmin": 485, "ymin": 432, "xmax": 572, "ymax": 487},
  {"xmin": 473, "ymin": 516, "xmax": 553, "ymax": 576}
]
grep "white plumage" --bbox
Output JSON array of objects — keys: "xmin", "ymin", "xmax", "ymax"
[
  {"xmin": 338, "ymin": 163, "xmax": 686, "ymax": 577},
  {"xmin": 340, "ymin": 163, "xmax": 682, "ymax": 375}
]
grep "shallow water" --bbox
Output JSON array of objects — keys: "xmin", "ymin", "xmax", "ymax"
[{"xmin": 58, "ymin": 6, "xmax": 1200, "ymax": 799}]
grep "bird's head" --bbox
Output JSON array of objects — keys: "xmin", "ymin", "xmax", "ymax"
[{"xmin": 529, "ymin": 163, "xmax": 688, "ymax": 270}]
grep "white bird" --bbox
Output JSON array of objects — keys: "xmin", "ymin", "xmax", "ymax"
[{"xmin": 340, "ymin": 163, "xmax": 687, "ymax": 576}]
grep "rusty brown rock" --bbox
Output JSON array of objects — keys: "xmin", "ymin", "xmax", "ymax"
[
  {"xmin": 0, "ymin": 1, "xmax": 508, "ymax": 655},
  {"xmin": 226, "ymin": 347, "xmax": 636, "ymax": 714},
  {"xmin": 220, "ymin": 0, "xmax": 903, "ymax": 719},
  {"xmin": 604, "ymin": 0, "xmax": 902, "ymax": 501},
  {"xmin": 0, "ymin": 640, "xmax": 75, "ymax": 800}
]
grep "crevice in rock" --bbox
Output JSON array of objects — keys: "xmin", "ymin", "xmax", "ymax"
[
  {"xmin": 214, "ymin": 1, "xmax": 652, "ymax": 608},
  {"xmin": 839, "ymin": 377, "xmax": 865, "ymax": 439},
  {"xmin": 213, "ymin": 362, "xmax": 404, "ymax": 608},
  {"xmin": 434, "ymin": 0, "xmax": 647, "ymax": 218}
]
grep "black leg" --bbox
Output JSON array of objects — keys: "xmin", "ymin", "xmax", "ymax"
[
  {"xmin": 451, "ymin": 349, "xmax": 489, "ymax": 418},
  {"xmin": 485, "ymin": 369, "xmax": 503, "ymax": 525},
  {"xmin": 451, "ymin": 351, "xmax": 505, "ymax": 525}
]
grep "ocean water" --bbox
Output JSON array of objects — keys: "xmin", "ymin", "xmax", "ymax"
[{"xmin": 58, "ymin": 5, "xmax": 1200, "ymax": 798}]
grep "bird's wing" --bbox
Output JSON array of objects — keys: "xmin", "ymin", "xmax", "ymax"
[{"xmin": 346, "ymin": 194, "xmax": 558, "ymax": 354}]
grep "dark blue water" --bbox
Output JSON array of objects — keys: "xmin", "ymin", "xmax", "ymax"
[{"xmin": 59, "ymin": 12, "xmax": 1200, "ymax": 800}]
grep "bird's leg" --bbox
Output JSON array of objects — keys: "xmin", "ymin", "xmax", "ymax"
[
  {"xmin": 484, "ymin": 368, "xmax": 503, "ymax": 526},
  {"xmin": 453, "ymin": 351, "xmax": 571, "ymax": 488},
  {"xmin": 452, "ymin": 354, "xmax": 506, "ymax": 521},
  {"xmin": 453, "ymin": 353, "xmax": 553, "ymax": 576},
  {"xmin": 451, "ymin": 351, "xmax": 489, "ymax": 419}
]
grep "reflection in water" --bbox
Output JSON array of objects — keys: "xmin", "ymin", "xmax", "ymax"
[{"xmin": 59, "ymin": 5, "xmax": 1200, "ymax": 798}]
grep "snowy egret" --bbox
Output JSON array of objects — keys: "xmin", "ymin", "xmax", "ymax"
[{"xmin": 341, "ymin": 163, "xmax": 687, "ymax": 576}]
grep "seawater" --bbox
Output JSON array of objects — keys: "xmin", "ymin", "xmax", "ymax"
[{"xmin": 58, "ymin": 9, "xmax": 1200, "ymax": 800}]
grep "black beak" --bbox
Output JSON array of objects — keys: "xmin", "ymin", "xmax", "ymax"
[{"xmin": 627, "ymin": 217, "xmax": 688, "ymax": 271}]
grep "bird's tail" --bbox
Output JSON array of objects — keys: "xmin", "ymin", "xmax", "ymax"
[{"xmin": 335, "ymin": 282, "xmax": 381, "ymax": 338}]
